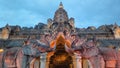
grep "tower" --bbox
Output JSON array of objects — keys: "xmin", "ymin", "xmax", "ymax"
[
  {"xmin": 2, "ymin": 27, "xmax": 9, "ymax": 40},
  {"xmin": 113, "ymin": 23, "xmax": 120, "ymax": 39},
  {"xmin": 53, "ymin": 2, "xmax": 68, "ymax": 23},
  {"xmin": 48, "ymin": 2, "xmax": 75, "ymax": 33}
]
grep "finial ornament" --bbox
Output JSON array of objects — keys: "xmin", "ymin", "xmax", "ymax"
[{"xmin": 59, "ymin": 2, "xmax": 63, "ymax": 8}]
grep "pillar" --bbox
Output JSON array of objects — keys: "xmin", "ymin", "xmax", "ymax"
[
  {"xmin": 40, "ymin": 53, "xmax": 47, "ymax": 68},
  {"xmin": 74, "ymin": 53, "xmax": 82, "ymax": 68}
]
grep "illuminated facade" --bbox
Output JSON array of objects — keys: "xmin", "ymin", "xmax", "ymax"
[{"xmin": 0, "ymin": 2, "xmax": 120, "ymax": 68}]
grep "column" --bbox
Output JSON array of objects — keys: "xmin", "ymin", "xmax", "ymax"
[
  {"xmin": 40, "ymin": 53, "xmax": 47, "ymax": 68},
  {"xmin": 75, "ymin": 53, "xmax": 82, "ymax": 68}
]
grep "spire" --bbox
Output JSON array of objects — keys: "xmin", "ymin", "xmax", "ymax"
[
  {"xmin": 114, "ymin": 22, "xmax": 118, "ymax": 26},
  {"xmin": 114, "ymin": 22, "xmax": 119, "ymax": 28},
  {"xmin": 59, "ymin": 2, "xmax": 63, "ymax": 8}
]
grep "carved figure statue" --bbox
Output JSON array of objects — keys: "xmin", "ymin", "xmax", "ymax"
[
  {"xmin": 71, "ymin": 38, "xmax": 120, "ymax": 68},
  {"xmin": 0, "ymin": 40, "xmax": 53, "ymax": 68},
  {"xmin": 72, "ymin": 39, "xmax": 105, "ymax": 68}
]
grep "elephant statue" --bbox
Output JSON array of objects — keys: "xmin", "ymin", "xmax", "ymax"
[
  {"xmin": 70, "ymin": 38, "xmax": 120, "ymax": 68},
  {"xmin": 98, "ymin": 47, "xmax": 120, "ymax": 68},
  {"xmin": 72, "ymin": 39, "xmax": 105, "ymax": 68},
  {"xmin": 0, "ymin": 40, "xmax": 54, "ymax": 68}
]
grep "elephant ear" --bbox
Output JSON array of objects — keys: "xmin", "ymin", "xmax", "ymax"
[{"xmin": 22, "ymin": 46, "xmax": 38, "ymax": 56}]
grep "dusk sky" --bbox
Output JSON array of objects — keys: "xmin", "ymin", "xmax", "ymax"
[{"xmin": 0, "ymin": 0, "xmax": 120, "ymax": 28}]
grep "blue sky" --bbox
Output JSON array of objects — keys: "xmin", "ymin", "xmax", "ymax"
[{"xmin": 0, "ymin": 0, "xmax": 120, "ymax": 28}]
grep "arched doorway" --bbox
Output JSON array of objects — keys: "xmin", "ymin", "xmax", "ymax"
[{"xmin": 49, "ymin": 44, "xmax": 73, "ymax": 68}]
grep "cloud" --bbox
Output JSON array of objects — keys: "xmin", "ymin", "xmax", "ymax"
[{"xmin": 0, "ymin": 0, "xmax": 120, "ymax": 28}]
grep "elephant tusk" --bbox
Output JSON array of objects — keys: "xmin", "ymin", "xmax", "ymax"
[{"xmin": 65, "ymin": 44, "xmax": 74, "ymax": 53}]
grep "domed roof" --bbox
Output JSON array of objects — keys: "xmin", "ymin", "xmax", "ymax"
[{"xmin": 53, "ymin": 2, "xmax": 68, "ymax": 23}]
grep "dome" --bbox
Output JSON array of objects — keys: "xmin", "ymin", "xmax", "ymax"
[{"xmin": 53, "ymin": 2, "xmax": 68, "ymax": 23}]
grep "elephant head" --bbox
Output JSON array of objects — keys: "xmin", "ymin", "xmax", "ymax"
[
  {"xmin": 22, "ymin": 40, "xmax": 55, "ymax": 57},
  {"xmin": 71, "ymin": 39, "xmax": 99, "ymax": 59},
  {"xmin": 71, "ymin": 39, "xmax": 105, "ymax": 68},
  {"xmin": 16, "ymin": 40, "xmax": 55, "ymax": 68}
]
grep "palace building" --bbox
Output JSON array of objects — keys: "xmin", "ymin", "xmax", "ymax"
[{"xmin": 0, "ymin": 2, "xmax": 120, "ymax": 68}]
